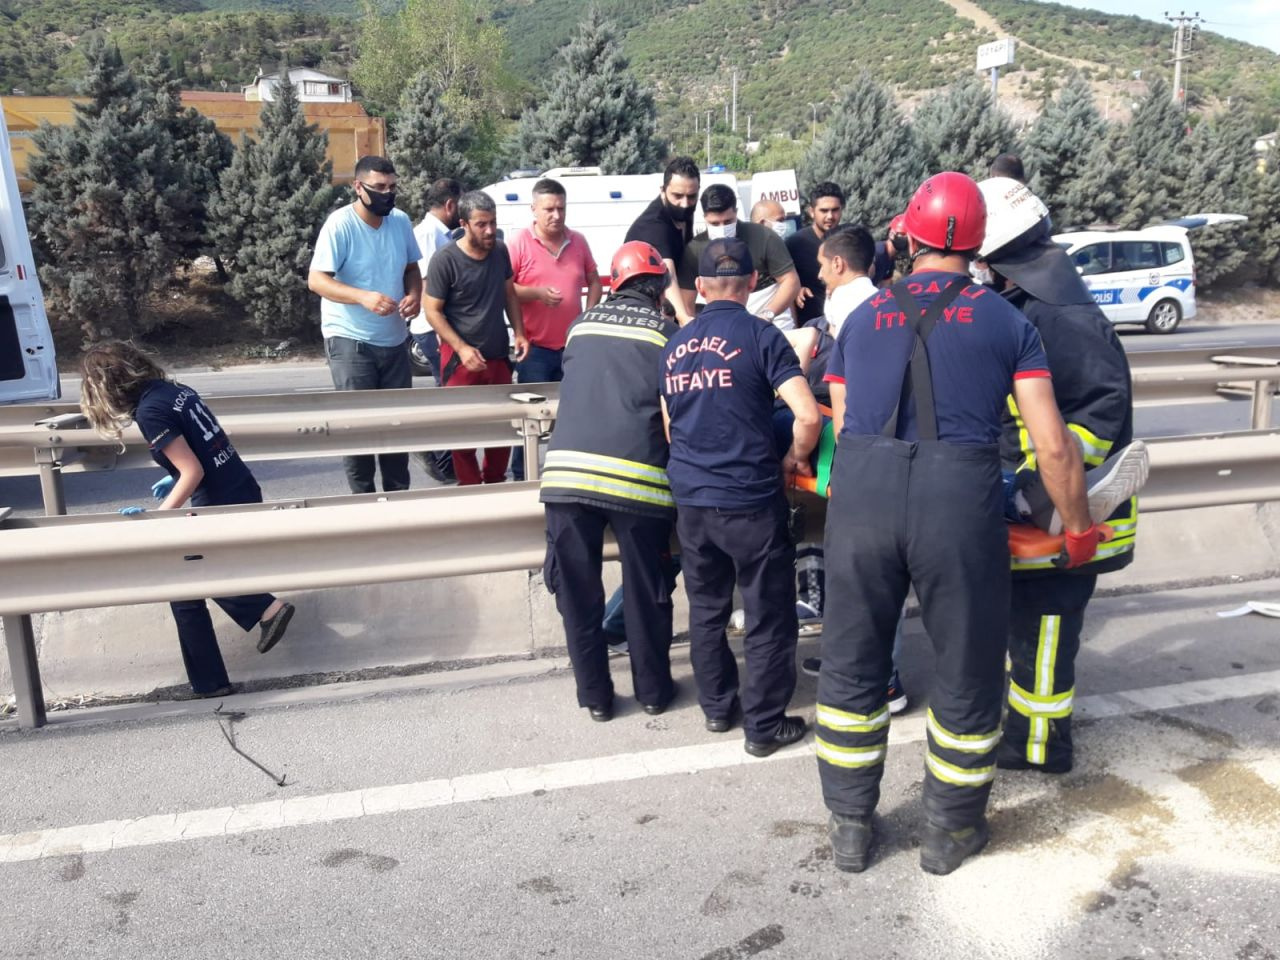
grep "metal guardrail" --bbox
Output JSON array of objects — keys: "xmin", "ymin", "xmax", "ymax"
[
  {"xmin": 4, "ymin": 428, "xmax": 1280, "ymax": 729},
  {"xmin": 0, "ymin": 383, "xmax": 560, "ymax": 515}
]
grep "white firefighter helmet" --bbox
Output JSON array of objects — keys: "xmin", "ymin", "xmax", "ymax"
[{"xmin": 977, "ymin": 177, "xmax": 1051, "ymax": 260}]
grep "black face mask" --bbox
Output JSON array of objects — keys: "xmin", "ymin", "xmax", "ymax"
[
  {"xmin": 663, "ymin": 197, "xmax": 695, "ymax": 222},
  {"xmin": 360, "ymin": 187, "xmax": 396, "ymax": 217},
  {"xmin": 890, "ymin": 235, "xmax": 909, "ymax": 257}
]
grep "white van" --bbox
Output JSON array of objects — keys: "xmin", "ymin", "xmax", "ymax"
[
  {"xmin": 482, "ymin": 166, "xmax": 802, "ymax": 282},
  {"xmin": 1053, "ymin": 215, "xmax": 1245, "ymax": 334},
  {"xmin": 0, "ymin": 99, "xmax": 59, "ymax": 403}
]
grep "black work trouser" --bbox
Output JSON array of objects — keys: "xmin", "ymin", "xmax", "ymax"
[
  {"xmin": 1002, "ymin": 573, "xmax": 1097, "ymax": 767},
  {"xmin": 817, "ymin": 436, "xmax": 1008, "ymax": 831},
  {"xmin": 677, "ymin": 496, "xmax": 798, "ymax": 741},
  {"xmin": 543, "ymin": 502, "xmax": 676, "ymax": 710},
  {"xmin": 171, "ymin": 593, "xmax": 274, "ymax": 694}
]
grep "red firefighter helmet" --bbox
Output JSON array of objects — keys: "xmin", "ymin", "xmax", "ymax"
[
  {"xmin": 610, "ymin": 241, "xmax": 668, "ymax": 288},
  {"xmin": 902, "ymin": 172, "xmax": 987, "ymax": 253},
  {"xmin": 888, "ymin": 213, "xmax": 908, "ymax": 236}
]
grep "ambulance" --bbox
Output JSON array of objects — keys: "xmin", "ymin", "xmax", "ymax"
[
  {"xmin": 482, "ymin": 166, "xmax": 803, "ymax": 281},
  {"xmin": 0, "ymin": 99, "xmax": 59, "ymax": 403}
]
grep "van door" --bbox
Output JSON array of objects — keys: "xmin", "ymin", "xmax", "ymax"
[
  {"xmin": 0, "ymin": 100, "xmax": 59, "ymax": 403},
  {"xmin": 1110, "ymin": 239, "xmax": 1164, "ymax": 323}
]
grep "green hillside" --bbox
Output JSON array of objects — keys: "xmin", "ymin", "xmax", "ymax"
[{"xmin": 4, "ymin": 0, "xmax": 1278, "ymax": 136}]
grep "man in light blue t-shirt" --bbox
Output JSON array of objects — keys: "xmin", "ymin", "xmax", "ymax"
[{"xmin": 309, "ymin": 155, "xmax": 423, "ymax": 493}]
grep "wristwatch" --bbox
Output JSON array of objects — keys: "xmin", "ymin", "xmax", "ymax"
[{"xmin": 759, "ymin": 308, "xmax": 776, "ymax": 323}]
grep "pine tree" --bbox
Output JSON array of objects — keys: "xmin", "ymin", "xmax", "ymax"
[
  {"xmin": 1023, "ymin": 72, "xmax": 1105, "ymax": 226},
  {"xmin": 209, "ymin": 68, "xmax": 338, "ymax": 338},
  {"xmin": 387, "ymin": 70, "xmax": 475, "ymax": 221},
  {"xmin": 798, "ymin": 75, "xmax": 925, "ymax": 230},
  {"xmin": 27, "ymin": 40, "xmax": 202, "ymax": 342},
  {"xmin": 137, "ymin": 55, "xmax": 234, "ymax": 264},
  {"xmin": 1063, "ymin": 121, "xmax": 1131, "ymax": 226},
  {"xmin": 1184, "ymin": 111, "xmax": 1259, "ymax": 286},
  {"xmin": 513, "ymin": 8, "xmax": 666, "ymax": 175},
  {"xmin": 1116, "ymin": 77, "xmax": 1190, "ymax": 228},
  {"xmin": 1256, "ymin": 155, "xmax": 1280, "ymax": 287},
  {"xmin": 911, "ymin": 75, "xmax": 1020, "ymax": 178}
]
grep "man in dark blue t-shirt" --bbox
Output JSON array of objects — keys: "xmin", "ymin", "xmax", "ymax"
[
  {"xmin": 813, "ymin": 172, "xmax": 1100, "ymax": 878},
  {"xmin": 661, "ymin": 237, "xmax": 821, "ymax": 758}
]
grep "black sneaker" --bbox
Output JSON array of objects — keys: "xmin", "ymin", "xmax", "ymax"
[
  {"xmin": 195, "ymin": 683, "xmax": 237, "ymax": 699},
  {"xmin": 920, "ymin": 819, "xmax": 990, "ymax": 875},
  {"xmin": 801, "ymin": 657, "xmax": 822, "ymax": 678},
  {"xmin": 257, "ymin": 602, "xmax": 295, "ymax": 654},
  {"xmin": 744, "ymin": 716, "xmax": 808, "ymax": 758},
  {"xmin": 829, "ymin": 813, "xmax": 875, "ymax": 873}
]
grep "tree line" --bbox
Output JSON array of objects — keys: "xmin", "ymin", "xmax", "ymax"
[
  {"xmin": 801, "ymin": 71, "xmax": 1280, "ymax": 288},
  {"xmin": 24, "ymin": 12, "xmax": 1280, "ymax": 352}
]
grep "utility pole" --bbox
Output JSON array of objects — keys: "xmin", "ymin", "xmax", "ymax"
[
  {"xmin": 1165, "ymin": 10, "xmax": 1202, "ymax": 109},
  {"xmin": 808, "ymin": 102, "xmax": 818, "ymax": 142},
  {"xmin": 731, "ymin": 69, "xmax": 738, "ymax": 133},
  {"xmin": 705, "ymin": 109, "xmax": 712, "ymax": 168},
  {"xmin": 746, "ymin": 114, "xmax": 752, "ymax": 142}
]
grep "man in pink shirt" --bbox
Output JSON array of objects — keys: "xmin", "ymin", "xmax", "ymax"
[{"xmin": 508, "ymin": 177, "xmax": 603, "ymax": 479}]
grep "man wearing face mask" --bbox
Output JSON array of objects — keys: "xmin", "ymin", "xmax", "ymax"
[
  {"xmin": 309, "ymin": 155, "xmax": 423, "ymax": 494},
  {"xmin": 625, "ymin": 156, "xmax": 701, "ymax": 325},
  {"xmin": 751, "ymin": 198, "xmax": 791, "ymax": 240},
  {"xmin": 679, "ymin": 184, "xmax": 800, "ymax": 329}
]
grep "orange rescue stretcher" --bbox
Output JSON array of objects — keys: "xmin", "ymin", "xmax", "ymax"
[{"xmin": 790, "ymin": 406, "xmax": 1112, "ymax": 566}]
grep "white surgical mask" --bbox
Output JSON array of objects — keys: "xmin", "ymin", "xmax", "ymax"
[
  {"xmin": 706, "ymin": 220, "xmax": 738, "ymax": 240},
  {"xmin": 970, "ymin": 263, "xmax": 994, "ymax": 287},
  {"xmin": 767, "ymin": 219, "xmax": 788, "ymax": 239}
]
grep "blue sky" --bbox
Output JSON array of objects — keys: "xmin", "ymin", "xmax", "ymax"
[{"xmin": 1045, "ymin": 0, "xmax": 1280, "ymax": 53}]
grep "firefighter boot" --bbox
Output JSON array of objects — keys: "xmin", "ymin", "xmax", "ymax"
[
  {"xmin": 920, "ymin": 819, "xmax": 990, "ymax": 875},
  {"xmin": 828, "ymin": 813, "xmax": 874, "ymax": 873}
]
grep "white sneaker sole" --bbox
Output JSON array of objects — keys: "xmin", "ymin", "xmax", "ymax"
[{"xmin": 1086, "ymin": 440, "xmax": 1149, "ymax": 525}]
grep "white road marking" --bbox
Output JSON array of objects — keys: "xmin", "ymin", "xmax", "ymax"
[{"xmin": 1, "ymin": 669, "xmax": 1276, "ymax": 865}]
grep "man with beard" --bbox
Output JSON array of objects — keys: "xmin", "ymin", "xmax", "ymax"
[
  {"xmin": 424, "ymin": 190, "xmax": 529, "ymax": 485},
  {"xmin": 625, "ymin": 156, "xmax": 701, "ymax": 325}
]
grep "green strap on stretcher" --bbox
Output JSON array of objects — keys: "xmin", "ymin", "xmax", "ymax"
[{"xmin": 814, "ymin": 418, "xmax": 837, "ymax": 499}]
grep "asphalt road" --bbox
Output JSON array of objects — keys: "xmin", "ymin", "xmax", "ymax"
[
  {"xmin": 3, "ymin": 322, "xmax": 1280, "ymax": 518},
  {"xmin": 2, "ymin": 579, "xmax": 1279, "ymax": 958}
]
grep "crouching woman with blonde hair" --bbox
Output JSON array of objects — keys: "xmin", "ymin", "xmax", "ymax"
[{"xmin": 79, "ymin": 342, "xmax": 295, "ymax": 698}]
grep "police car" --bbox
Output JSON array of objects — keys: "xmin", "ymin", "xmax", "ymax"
[
  {"xmin": 1053, "ymin": 215, "xmax": 1246, "ymax": 334},
  {"xmin": 0, "ymin": 99, "xmax": 59, "ymax": 403}
]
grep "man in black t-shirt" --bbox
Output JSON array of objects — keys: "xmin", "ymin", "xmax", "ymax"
[
  {"xmin": 425, "ymin": 190, "xmax": 529, "ymax": 485},
  {"xmin": 787, "ymin": 181, "xmax": 846, "ymax": 326},
  {"xmin": 679, "ymin": 185, "xmax": 799, "ymax": 328},
  {"xmin": 625, "ymin": 156, "xmax": 700, "ymax": 325}
]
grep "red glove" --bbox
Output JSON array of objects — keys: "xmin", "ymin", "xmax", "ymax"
[{"xmin": 1061, "ymin": 524, "xmax": 1102, "ymax": 569}]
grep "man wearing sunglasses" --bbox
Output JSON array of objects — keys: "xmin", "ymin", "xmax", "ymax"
[{"xmin": 309, "ymin": 155, "xmax": 423, "ymax": 494}]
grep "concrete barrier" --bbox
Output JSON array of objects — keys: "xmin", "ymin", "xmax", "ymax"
[{"xmin": 2, "ymin": 506, "xmax": 1276, "ymax": 701}]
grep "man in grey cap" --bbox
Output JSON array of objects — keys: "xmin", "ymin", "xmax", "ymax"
[{"xmin": 660, "ymin": 237, "xmax": 822, "ymax": 757}]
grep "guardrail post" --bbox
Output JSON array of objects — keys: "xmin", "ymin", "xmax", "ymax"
[
  {"xmin": 1251, "ymin": 381, "xmax": 1272, "ymax": 430},
  {"xmin": 2, "ymin": 613, "xmax": 46, "ymax": 729},
  {"xmin": 36, "ymin": 458, "xmax": 67, "ymax": 517}
]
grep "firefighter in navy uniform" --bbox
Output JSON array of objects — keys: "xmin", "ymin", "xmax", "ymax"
[
  {"xmin": 662, "ymin": 237, "xmax": 822, "ymax": 757},
  {"xmin": 975, "ymin": 177, "xmax": 1148, "ymax": 774},
  {"xmin": 816, "ymin": 172, "xmax": 1102, "ymax": 876},
  {"xmin": 540, "ymin": 241, "xmax": 679, "ymax": 723}
]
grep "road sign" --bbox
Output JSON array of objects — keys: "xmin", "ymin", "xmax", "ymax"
[{"xmin": 976, "ymin": 37, "xmax": 1017, "ymax": 71}]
